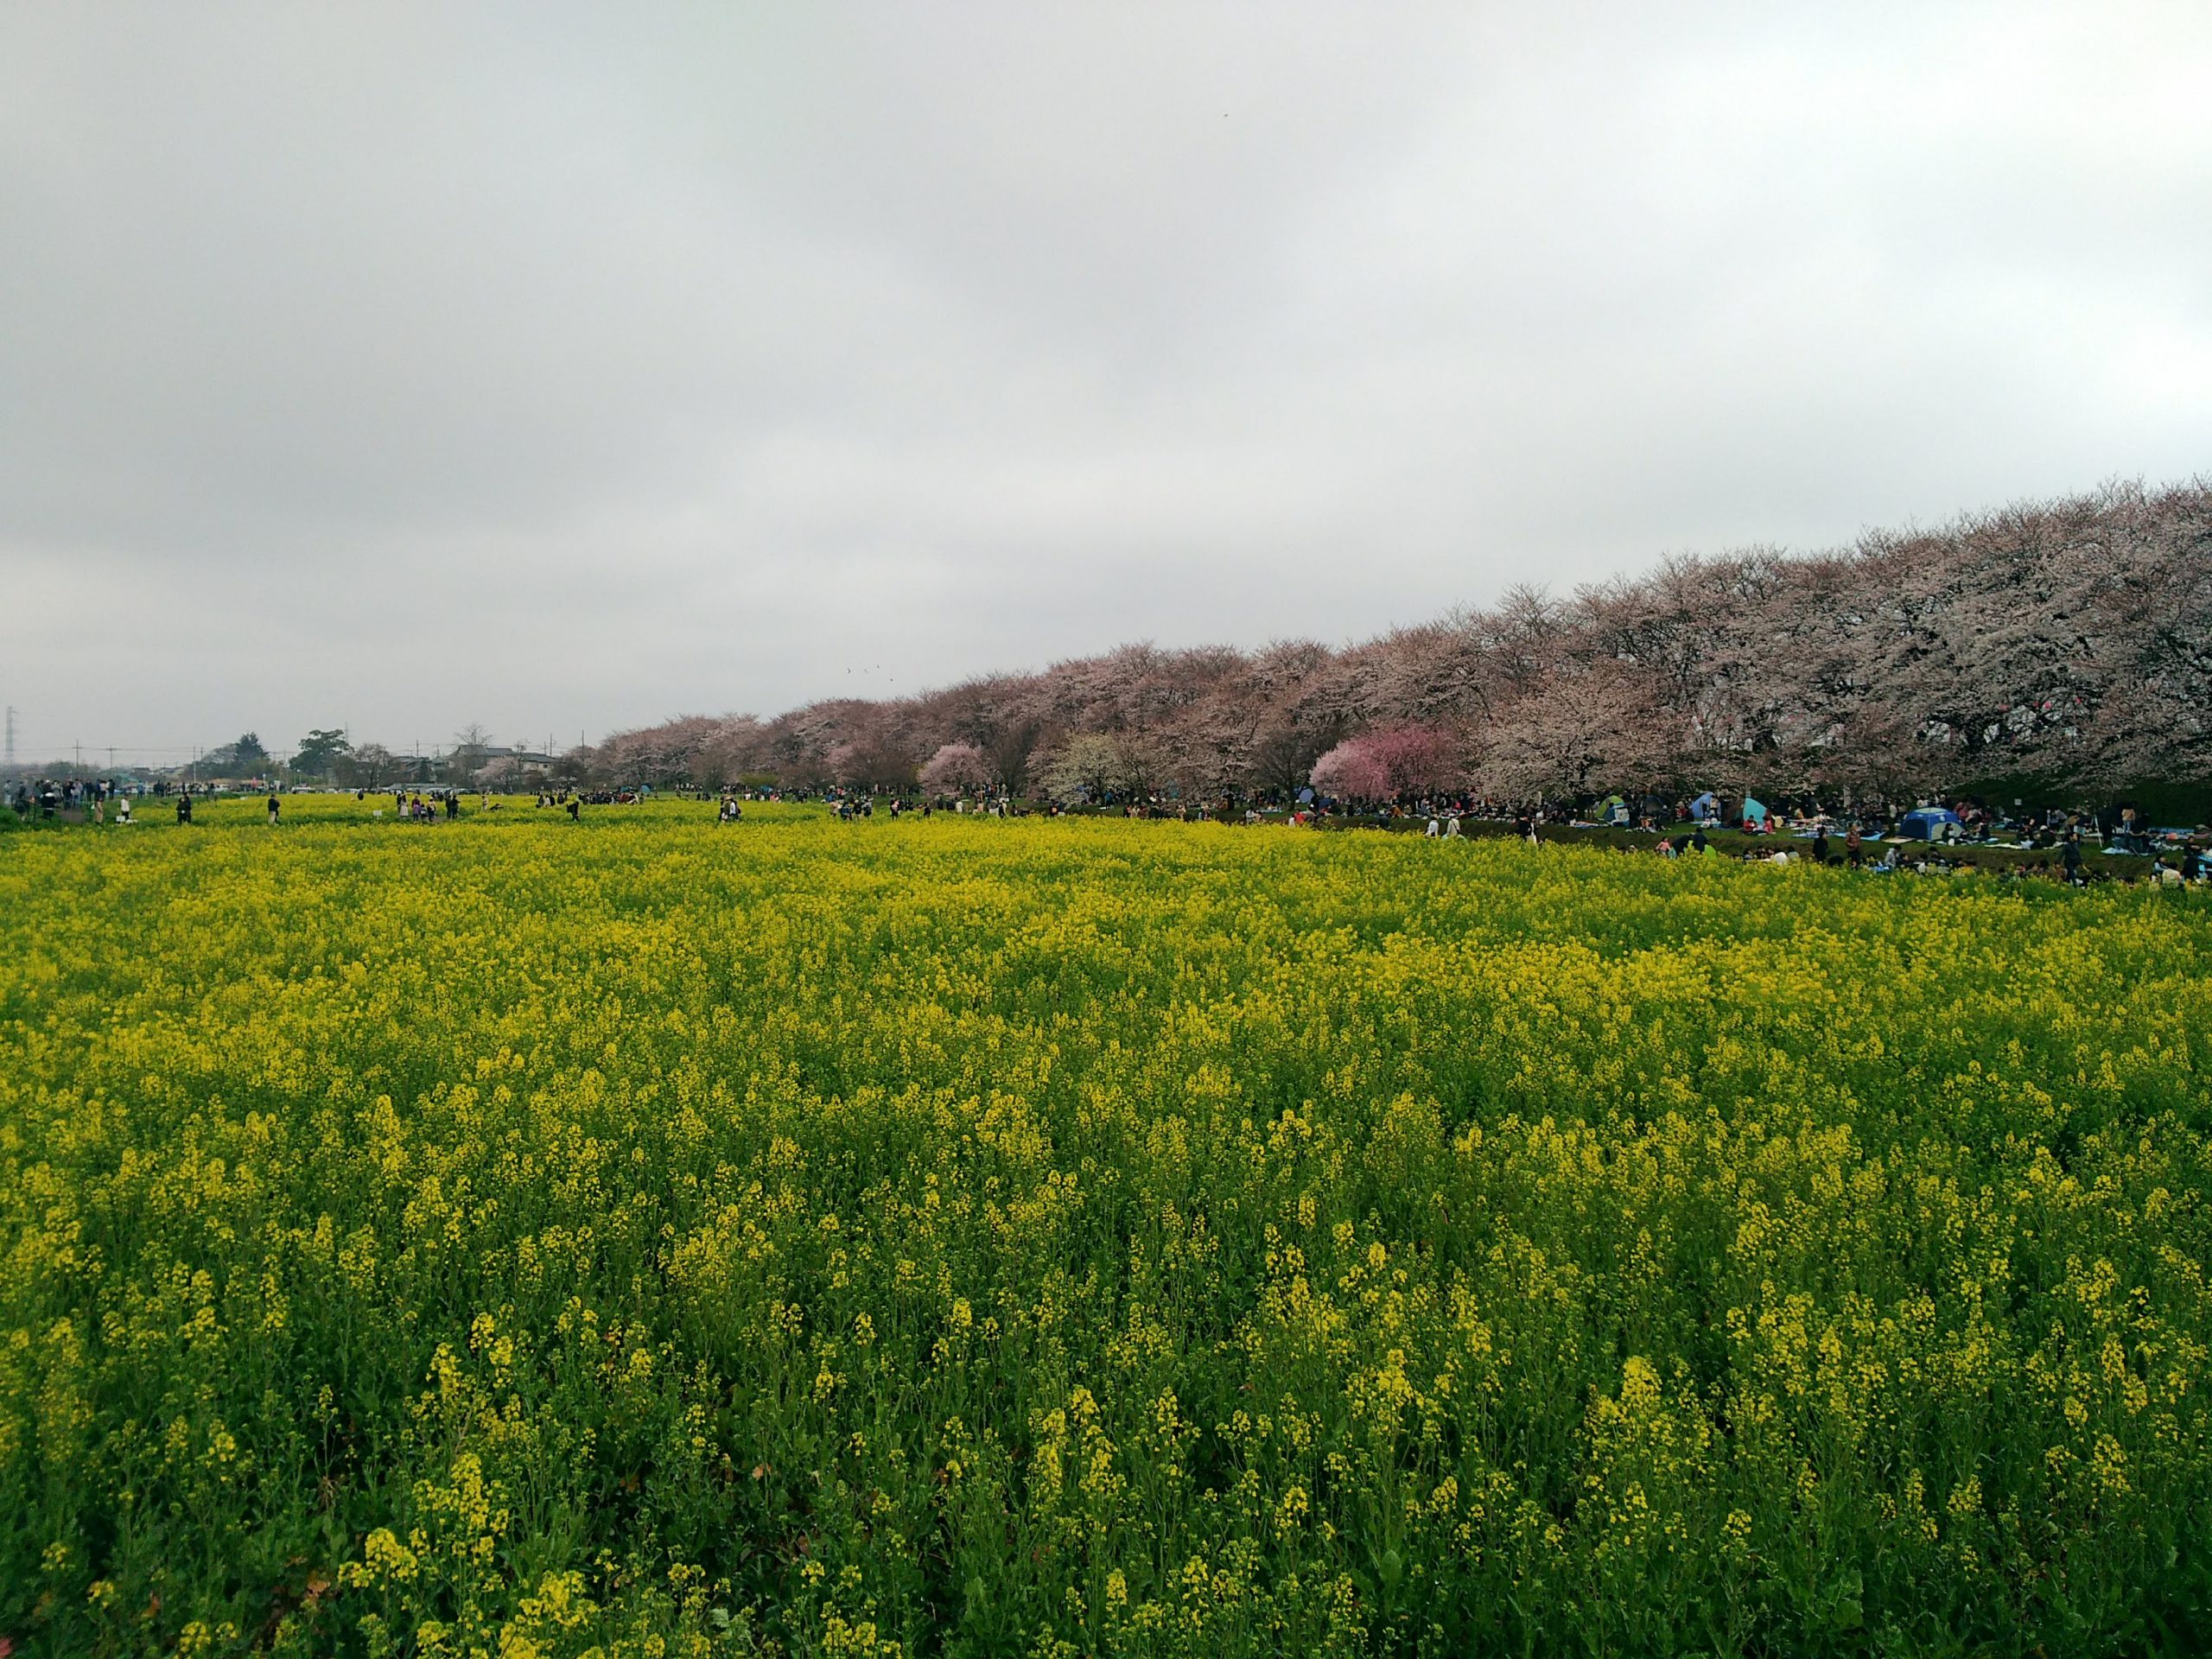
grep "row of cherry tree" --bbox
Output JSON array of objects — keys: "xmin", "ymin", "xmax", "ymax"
[{"xmin": 583, "ymin": 480, "xmax": 2210, "ymax": 806}]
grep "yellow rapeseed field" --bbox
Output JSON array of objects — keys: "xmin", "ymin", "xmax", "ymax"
[{"xmin": 3, "ymin": 800, "xmax": 2209, "ymax": 1656}]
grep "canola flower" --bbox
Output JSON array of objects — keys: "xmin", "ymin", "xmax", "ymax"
[{"xmin": 2, "ymin": 799, "xmax": 2209, "ymax": 1656}]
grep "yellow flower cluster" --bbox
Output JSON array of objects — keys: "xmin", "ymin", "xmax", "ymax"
[{"xmin": 2, "ymin": 802, "xmax": 2209, "ymax": 1653}]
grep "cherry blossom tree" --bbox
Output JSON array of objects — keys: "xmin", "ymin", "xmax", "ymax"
[
  {"xmin": 919, "ymin": 742, "xmax": 993, "ymax": 798},
  {"xmin": 1310, "ymin": 724, "xmax": 1461, "ymax": 801},
  {"xmin": 591, "ymin": 480, "xmax": 2212, "ymax": 810},
  {"xmin": 1308, "ymin": 739, "xmax": 1390, "ymax": 801},
  {"xmin": 1039, "ymin": 733, "xmax": 1124, "ymax": 803}
]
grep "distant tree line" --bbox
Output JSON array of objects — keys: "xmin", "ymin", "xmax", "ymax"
[
  {"xmin": 583, "ymin": 480, "xmax": 2210, "ymax": 808},
  {"xmin": 158, "ymin": 723, "xmax": 537, "ymax": 792}
]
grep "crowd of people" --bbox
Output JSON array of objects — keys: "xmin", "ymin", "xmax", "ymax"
[
  {"xmin": 1637, "ymin": 821, "xmax": 2207, "ymax": 887},
  {"xmin": 10, "ymin": 772, "xmax": 2207, "ymax": 888},
  {"xmin": 367, "ymin": 787, "xmax": 464, "ymax": 823},
  {"xmin": 1359, "ymin": 799, "xmax": 2206, "ymax": 887},
  {"xmin": 9, "ymin": 776, "xmax": 142, "ymax": 823},
  {"xmin": 889, "ymin": 786, "xmax": 2208, "ymax": 887}
]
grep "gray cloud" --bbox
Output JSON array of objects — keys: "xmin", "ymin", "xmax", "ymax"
[{"xmin": 4, "ymin": 1, "xmax": 2209, "ymax": 764}]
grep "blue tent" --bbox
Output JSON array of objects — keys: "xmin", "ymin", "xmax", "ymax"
[
  {"xmin": 1741, "ymin": 797, "xmax": 1769, "ymax": 825},
  {"xmin": 1900, "ymin": 807, "xmax": 1964, "ymax": 842},
  {"xmin": 1690, "ymin": 791, "xmax": 1719, "ymax": 821}
]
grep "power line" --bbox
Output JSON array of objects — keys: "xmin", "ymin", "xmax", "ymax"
[{"xmin": 1, "ymin": 740, "xmax": 232, "ymax": 754}]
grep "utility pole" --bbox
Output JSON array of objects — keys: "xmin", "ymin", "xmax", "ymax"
[{"xmin": 3, "ymin": 706, "xmax": 16, "ymax": 769}]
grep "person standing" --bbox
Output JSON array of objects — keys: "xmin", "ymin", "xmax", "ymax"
[
  {"xmin": 1845, "ymin": 824, "xmax": 1863, "ymax": 868},
  {"xmin": 1813, "ymin": 826, "xmax": 1831, "ymax": 866},
  {"xmin": 2062, "ymin": 832, "xmax": 2084, "ymax": 887},
  {"xmin": 267, "ymin": 793, "xmax": 281, "ymax": 825}
]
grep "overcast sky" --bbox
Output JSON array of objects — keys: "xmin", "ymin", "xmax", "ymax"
[{"xmin": 5, "ymin": 3, "xmax": 2209, "ymax": 765}]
